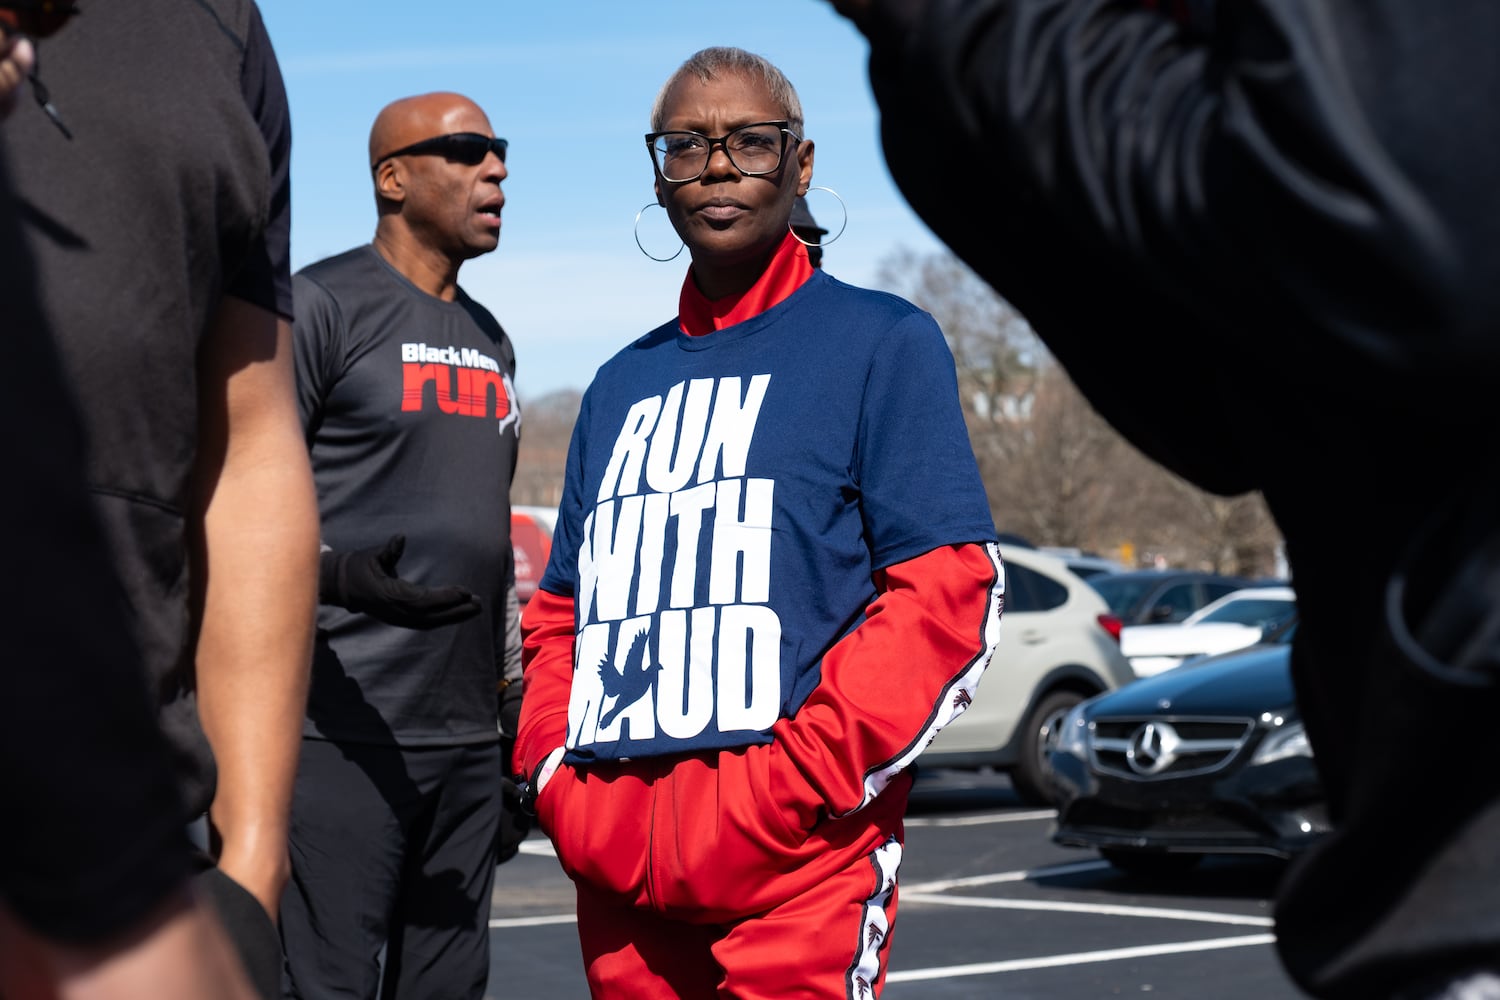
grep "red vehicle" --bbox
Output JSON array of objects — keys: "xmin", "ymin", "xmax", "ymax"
[{"xmin": 511, "ymin": 506, "xmax": 557, "ymax": 606}]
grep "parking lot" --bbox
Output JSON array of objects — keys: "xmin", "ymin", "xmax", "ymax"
[{"xmin": 487, "ymin": 768, "xmax": 1309, "ymax": 999}]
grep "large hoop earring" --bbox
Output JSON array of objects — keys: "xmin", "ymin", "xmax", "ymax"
[
  {"xmin": 789, "ymin": 186, "xmax": 848, "ymax": 247},
  {"xmin": 634, "ymin": 202, "xmax": 684, "ymax": 262}
]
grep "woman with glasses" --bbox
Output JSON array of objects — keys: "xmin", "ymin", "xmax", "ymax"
[{"xmin": 514, "ymin": 47, "xmax": 1002, "ymax": 998}]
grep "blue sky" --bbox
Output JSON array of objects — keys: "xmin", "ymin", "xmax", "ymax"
[{"xmin": 256, "ymin": 1, "xmax": 946, "ymax": 400}]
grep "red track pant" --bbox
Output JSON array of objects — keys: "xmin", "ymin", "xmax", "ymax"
[{"xmin": 536, "ymin": 745, "xmax": 910, "ymax": 999}]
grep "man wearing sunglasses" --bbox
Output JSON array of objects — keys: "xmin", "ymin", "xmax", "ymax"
[{"xmin": 280, "ymin": 92, "xmax": 523, "ymax": 1000}]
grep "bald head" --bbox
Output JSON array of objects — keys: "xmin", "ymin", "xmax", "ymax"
[
  {"xmin": 369, "ymin": 91, "xmax": 492, "ymax": 169},
  {"xmin": 366, "ymin": 91, "xmax": 507, "ymax": 293}
]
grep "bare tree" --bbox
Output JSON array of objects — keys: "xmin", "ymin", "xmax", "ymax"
[
  {"xmin": 513, "ymin": 388, "xmax": 581, "ymax": 508},
  {"xmin": 990, "ymin": 363, "xmax": 1134, "ymax": 549},
  {"xmin": 874, "ymin": 247, "xmax": 1284, "ymax": 575}
]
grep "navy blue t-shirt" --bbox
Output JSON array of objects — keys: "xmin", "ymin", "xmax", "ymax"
[{"xmin": 542, "ymin": 270, "xmax": 996, "ymax": 762}]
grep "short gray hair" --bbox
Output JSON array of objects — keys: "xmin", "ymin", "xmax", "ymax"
[{"xmin": 650, "ymin": 47, "xmax": 804, "ymax": 136}]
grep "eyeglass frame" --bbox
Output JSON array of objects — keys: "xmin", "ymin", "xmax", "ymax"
[
  {"xmin": 644, "ymin": 120, "xmax": 802, "ymax": 184},
  {"xmin": 370, "ymin": 132, "xmax": 509, "ymax": 173}
]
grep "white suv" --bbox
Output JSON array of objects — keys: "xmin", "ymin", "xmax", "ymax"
[{"xmin": 920, "ymin": 543, "xmax": 1136, "ymax": 804}]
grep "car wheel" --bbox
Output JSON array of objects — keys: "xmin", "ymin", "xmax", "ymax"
[
  {"xmin": 1100, "ymin": 848, "xmax": 1202, "ymax": 877},
  {"xmin": 1010, "ymin": 689, "xmax": 1084, "ymax": 806}
]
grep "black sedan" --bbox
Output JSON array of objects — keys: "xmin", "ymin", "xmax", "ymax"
[
  {"xmin": 1046, "ymin": 624, "xmax": 1330, "ymax": 875},
  {"xmin": 1087, "ymin": 569, "xmax": 1254, "ymax": 627}
]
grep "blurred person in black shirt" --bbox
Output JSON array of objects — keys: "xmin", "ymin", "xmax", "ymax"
[
  {"xmin": 1, "ymin": 2, "xmax": 319, "ymax": 995},
  {"xmin": 0, "ymin": 25, "xmax": 258, "ymax": 999},
  {"xmin": 828, "ymin": 2, "xmax": 1500, "ymax": 998}
]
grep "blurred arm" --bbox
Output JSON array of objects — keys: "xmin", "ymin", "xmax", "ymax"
[
  {"xmin": 0, "ymin": 892, "xmax": 258, "ymax": 1000},
  {"xmin": 192, "ymin": 295, "xmax": 319, "ymax": 922}
]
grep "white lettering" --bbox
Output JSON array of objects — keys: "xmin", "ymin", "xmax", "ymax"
[
  {"xmin": 460, "ymin": 347, "xmax": 500, "ymax": 372},
  {"xmin": 645, "ymin": 379, "xmax": 714, "ymax": 494},
  {"xmin": 667, "ymin": 483, "xmax": 715, "ymax": 609},
  {"xmin": 654, "ymin": 609, "xmax": 716, "ymax": 739},
  {"xmin": 590, "ymin": 497, "xmax": 643, "ymax": 623},
  {"xmin": 716, "ymin": 605, "xmax": 782, "ymax": 732},
  {"xmin": 709, "ymin": 478, "xmax": 774, "ymax": 605},
  {"xmin": 698, "ymin": 375, "xmax": 770, "ymax": 482},
  {"xmin": 578, "ymin": 508, "xmax": 598, "ymax": 625},
  {"xmin": 567, "ymin": 623, "xmax": 610, "ymax": 749},
  {"xmin": 633, "ymin": 492, "xmax": 671, "ymax": 617},
  {"xmin": 598, "ymin": 396, "xmax": 662, "ymax": 501},
  {"xmin": 568, "ymin": 375, "xmax": 787, "ymax": 747},
  {"xmin": 570, "ymin": 607, "xmax": 782, "ymax": 746},
  {"xmin": 400, "ymin": 342, "xmax": 500, "ymax": 371}
]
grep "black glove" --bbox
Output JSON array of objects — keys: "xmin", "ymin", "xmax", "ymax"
[
  {"xmin": 495, "ymin": 770, "xmax": 532, "ymax": 865},
  {"xmin": 319, "ymin": 534, "xmax": 481, "ymax": 630},
  {"xmin": 495, "ymin": 678, "xmax": 532, "ymax": 865}
]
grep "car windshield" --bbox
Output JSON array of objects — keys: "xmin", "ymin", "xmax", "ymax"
[
  {"xmin": 1087, "ymin": 575, "xmax": 1151, "ymax": 616},
  {"xmin": 1265, "ymin": 618, "xmax": 1299, "ymax": 644},
  {"xmin": 1195, "ymin": 597, "xmax": 1294, "ymax": 628}
]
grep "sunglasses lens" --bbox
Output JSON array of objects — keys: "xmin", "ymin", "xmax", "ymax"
[
  {"xmin": 371, "ymin": 134, "xmax": 507, "ymax": 170},
  {"xmin": 452, "ymin": 135, "xmax": 506, "ymax": 165}
]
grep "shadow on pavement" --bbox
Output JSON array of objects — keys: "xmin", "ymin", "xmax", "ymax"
[
  {"xmin": 904, "ymin": 766, "xmax": 1026, "ymax": 815},
  {"xmin": 1035, "ymin": 853, "xmax": 1291, "ymax": 901}
]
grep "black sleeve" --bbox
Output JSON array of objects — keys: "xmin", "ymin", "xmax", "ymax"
[
  {"xmin": 855, "ymin": 0, "xmax": 1500, "ymax": 493},
  {"xmin": 227, "ymin": 0, "xmax": 293, "ymax": 320},
  {"xmin": 291, "ymin": 270, "xmax": 345, "ymax": 432},
  {"xmin": 0, "ymin": 157, "xmax": 195, "ymax": 944}
]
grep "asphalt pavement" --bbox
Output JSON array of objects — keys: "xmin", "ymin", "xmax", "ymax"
[{"xmin": 487, "ymin": 768, "xmax": 1309, "ymax": 998}]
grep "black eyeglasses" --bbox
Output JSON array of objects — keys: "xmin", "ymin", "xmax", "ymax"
[
  {"xmin": 645, "ymin": 121, "xmax": 798, "ymax": 184},
  {"xmin": 370, "ymin": 132, "xmax": 508, "ymax": 172}
]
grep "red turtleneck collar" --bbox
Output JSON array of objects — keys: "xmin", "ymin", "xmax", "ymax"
[{"xmin": 677, "ymin": 230, "xmax": 815, "ymax": 337}]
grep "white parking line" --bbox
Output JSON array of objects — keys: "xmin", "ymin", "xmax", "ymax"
[
  {"xmin": 904, "ymin": 859, "xmax": 1109, "ymax": 893},
  {"xmin": 490, "ymin": 913, "xmax": 577, "ymax": 929},
  {"xmin": 885, "ymin": 934, "xmax": 1276, "ymax": 983},
  {"xmin": 905, "ymin": 809, "xmax": 1056, "ymax": 827},
  {"xmin": 492, "ymin": 858, "xmax": 1270, "ymax": 934},
  {"xmin": 517, "ymin": 839, "xmax": 556, "ymax": 857},
  {"xmin": 900, "ymin": 892, "xmax": 1274, "ymax": 927}
]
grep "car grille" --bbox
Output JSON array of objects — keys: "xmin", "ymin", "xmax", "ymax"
[{"xmin": 1090, "ymin": 716, "xmax": 1255, "ymax": 779}]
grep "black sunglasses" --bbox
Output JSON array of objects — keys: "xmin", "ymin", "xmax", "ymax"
[{"xmin": 370, "ymin": 132, "xmax": 508, "ymax": 172}]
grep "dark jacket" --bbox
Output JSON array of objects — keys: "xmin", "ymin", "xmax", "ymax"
[{"xmin": 852, "ymin": 2, "xmax": 1500, "ymax": 996}]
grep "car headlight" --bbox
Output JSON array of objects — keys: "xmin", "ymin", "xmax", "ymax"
[
  {"xmin": 1055, "ymin": 702, "xmax": 1091, "ymax": 759},
  {"xmin": 1251, "ymin": 718, "xmax": 1311, "ymax": 765}
]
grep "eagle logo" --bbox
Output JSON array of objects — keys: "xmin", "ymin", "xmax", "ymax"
[
  {"xmin": 867, "ymin": 921, "xmax": 884, "ymax": 947},
  {"xmin": 953, "ymin": 688, "xmax": 973, "ymax": 710},
  {"xmin": 597, "ymin": 629, "xmax": 658, "ymax": 729},
  {"xmin": 854, "ymin": 976, "xmax": 871, "ymax": 999}
]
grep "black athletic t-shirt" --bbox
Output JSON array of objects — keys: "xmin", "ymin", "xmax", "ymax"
[
  {"xmin": 0, "ymin": 151, "xmax": 196, "ymax": 945},
  {"xmin": 0, "ymin": 0, "xmax": 293, "ymax": 819},
  {"xmin": 295, "ymin": 245, "xmax": 520, "ymax": 746}
]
